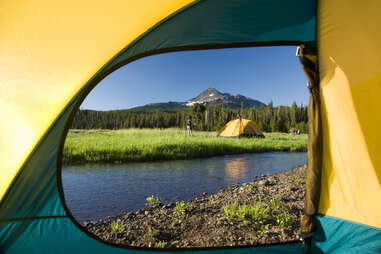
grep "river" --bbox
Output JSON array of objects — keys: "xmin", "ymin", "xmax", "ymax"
[{"xmin": 62, "ymin": 152, "xmax": 307, "ymax": 222}]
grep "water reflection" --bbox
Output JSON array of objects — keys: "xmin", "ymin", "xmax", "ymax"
[{"xmin": 224, "ymin": 157, "xmax": 248, "ymax": 183}]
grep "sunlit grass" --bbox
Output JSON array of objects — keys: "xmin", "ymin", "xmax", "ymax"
[
  {"xmin": 63, "ymin": 128, "xmax": 307, "ymax": 165},
  {"xmin": 223, "ymin": 200, "xmax": 269, "ymax": 225},
  {"xmin": 275, "ymin": 214, "xmax": 294, "ymax": 229}
]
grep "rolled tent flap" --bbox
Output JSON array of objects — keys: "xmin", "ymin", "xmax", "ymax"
[{"xmin": 297, "ymin": 43, "xmax": 322, "ymax": 236}]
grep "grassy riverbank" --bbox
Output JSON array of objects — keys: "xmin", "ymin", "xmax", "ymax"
[{"xmin": 63, "ymin": 128, "xmax": 307, "ymax": 165}]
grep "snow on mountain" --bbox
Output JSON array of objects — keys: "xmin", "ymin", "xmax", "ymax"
[{"xmin": 186, "ymin": 88, "xmax": 265, "ymax": 108}]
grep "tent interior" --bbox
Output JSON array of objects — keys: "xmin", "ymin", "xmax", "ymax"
[{"xmin": 1, "ymin": 0, "xmax": 381, "ymax": 253}]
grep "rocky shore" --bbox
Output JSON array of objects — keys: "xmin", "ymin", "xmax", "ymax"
[{"xmin": 84, "ymin": 165, "xmax": 306, "ymax": 248}]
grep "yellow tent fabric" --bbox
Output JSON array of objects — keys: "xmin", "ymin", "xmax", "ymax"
[
  {"xmin": 218, "ymin": 119, "xmax": 264, "ymax": 137},
  {"xmin": 318, "ymin": 0, "xmax": 381, "ymax": 228},
  {"xmin": 0, "ymin": 0, "xmax": 195, "ymax": 201}
]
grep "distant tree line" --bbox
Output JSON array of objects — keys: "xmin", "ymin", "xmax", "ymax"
[{"xmin": 71, "ymin": 102, "xmax": 308, "ymax": 133}]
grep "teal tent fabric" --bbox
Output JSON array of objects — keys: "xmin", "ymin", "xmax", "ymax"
[
  {"xmin": 0, "ymin": 218, "xmax": 302, "ymax": 254},
  {"xmin": 311, "ymin": 215, "xmax": 381, "ymax": 253},
  {"xmin": 0, "ymin": 0, "xmax": 316, "ymax": 252},
  {"xmin": 108, "ymin": 0, "xmax": 316, "ymax": 70}
]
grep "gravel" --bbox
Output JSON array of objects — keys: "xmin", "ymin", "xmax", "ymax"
[{"xmin": 84, "ymin": 165, "xmax": 306, "ymax": 248}]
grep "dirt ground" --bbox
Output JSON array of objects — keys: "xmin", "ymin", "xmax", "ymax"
[{"xmin": 84, "ymin": 165, "xmax": 306, "ymax": 248}]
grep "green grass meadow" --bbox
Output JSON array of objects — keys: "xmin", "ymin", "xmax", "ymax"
[{"xmin": 63, "ymin": 128, "xmax": 307, "ymax": 165}]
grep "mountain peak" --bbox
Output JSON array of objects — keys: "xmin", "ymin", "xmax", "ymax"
[
  {"xmin": 205, "ymin": 87, "xmax": 220, "ymax": 93},
  {"xmin": 186, "ymin": 88, "xmax": 224, "ymax": 106},
  {"xmin": 186, "ymin": 88, "xmax": 265, "ymax": 108},
  {"xmin": 130, "ymin": 88, "xmax": 265, "ymax": 111},
  {"xmin": 198, "ymin": 88, "xmax": 223, "ymax": 98}
]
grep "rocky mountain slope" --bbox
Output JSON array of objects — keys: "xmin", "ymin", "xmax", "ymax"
[{"xmin": 131, "ymin": 88, "xmax": 265, "ymax": 111}]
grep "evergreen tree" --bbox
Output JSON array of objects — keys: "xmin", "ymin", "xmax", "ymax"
[{"xmin": 70, "ymin": 103, "xmax": 309, "ymax": 133}]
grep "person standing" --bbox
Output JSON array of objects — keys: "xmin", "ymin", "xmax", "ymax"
[{"xmin": 187, "ymin": 116, "xmax": 193, "ymax": 136}]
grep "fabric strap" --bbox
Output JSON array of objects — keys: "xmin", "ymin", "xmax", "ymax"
[{"xmin": 297, "ymin": 43, "xmax": 322, "ymax": 236}]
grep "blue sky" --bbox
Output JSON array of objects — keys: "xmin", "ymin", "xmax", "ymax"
[{"xmin": 81, "ymin": 46, "xmax": 309, "ymax": 110}]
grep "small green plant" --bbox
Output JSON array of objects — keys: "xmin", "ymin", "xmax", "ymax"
[
  {"xmin": 223, "ymin": 202, "xmax": 237, "ymax": 221},
  {"xmin": 256, "ymin": 224, "xmax": 270, "ymax": 235},
  {"xmin": 275, "ymin": 214, "xmax": 294, "ymax": 228},
  {"xmin": 174, "ymin": 201, "xmax": 190, "ymax": 214},
  {"xmin": 154, "ymin": 241, "xmax": 167, "ymax": 248},
  {"xmin": 111, "ymin": 220, "xmax": 125, "ymax": 234},
  {"xmin": 295, "ymin": 178, "xmax": 305, "ymax": 184},
  {"xmin": 242, "ymin": 200, "xmax": 268, "ymax": 225},
  {"xmin": 146, "ymin": 195, "xmax": 161, "ymax": 206},
  {"xmin": 223, "ymin": 200, "xmax": 268, "ymax": 225},
  {"xmin": 236, "ymin": 202, "xmax": 250, "ymax": 220},
  {"xmin": 246, "ymin": 185, "xmax": 255, "ymax": 193},
  {"xmin": 269, "ymin": 196, "xmax": 284, "ymax": 210}
]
